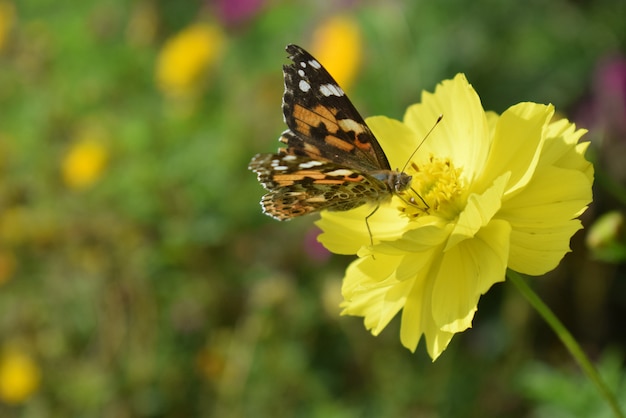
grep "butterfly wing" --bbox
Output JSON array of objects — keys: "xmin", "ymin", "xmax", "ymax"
[
  {"xmin": 248, "ymin": 44, "xmax": 410, "ymax": 221},
  {"xmin": 279, "ymin": 44, "xmax": 391, "ymax": 172},
  {"xmin": 249, "ymin": 153, "xmax": 390, "ymax": 220}
]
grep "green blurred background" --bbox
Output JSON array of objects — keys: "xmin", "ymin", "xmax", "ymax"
[{"xmin": 0, "ymin": 0, "xmax": 625, "ymax": 416}]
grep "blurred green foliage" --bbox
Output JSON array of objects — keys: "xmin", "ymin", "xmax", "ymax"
[
  {"xmin": 0, "ymin": 0, "xmax": 624, "ymax": 416},
  {"xmin": 518, "ymin": 350, "xmax": 626, "ymax": 418}
]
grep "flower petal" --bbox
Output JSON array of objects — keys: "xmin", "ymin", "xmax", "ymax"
[
  {"xmin": 507, "ymin": 223, "xmax": 584, "ymax": 275},
  {"xmin": 404, "ymin": 74, "xmax": 490, "ymax": 182},
  {"xmin": 367, "ymin": 115, "xmax": 421, "ymax": 169},
  {"xmin": 447, "ymin": 171, "xmax": 510, "ymax": 250},
  {"xmin": 474, "ymin": 103, "xmax": 553, "ymax": 197},
  {"xmin": 396, "ymin": 250, "xmax": 457, "ymax": 361},
  {"xmin": 340, "ymin": 254, "xmax": 409, "ymax": 334},
  {"xmin": 317, "ymin": 199, "xmax": 411, "ymax": 254},
  {"xmin": 432, "ymin": 219, "xmax": 511, "ymax": 331},
  {"xmin": 398, "ymin": 264, "xmax": 435, "ymax": 352},
  {"xmin": 499, "ymin": 120, "xmax": 593, "ymax": 275},
  {"xmin": 316, "ymin": 206, "xmax": 373, "ymax": 254}
]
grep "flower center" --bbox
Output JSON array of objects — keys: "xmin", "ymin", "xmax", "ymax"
[{"xmin": 400, "ymin": 155, "xmax": 464, "ymax": 220}]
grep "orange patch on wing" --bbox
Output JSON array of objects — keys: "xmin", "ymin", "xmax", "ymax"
[
  {"xmin": 313, "ymin": 179, "xmax": 349, "ymax": 184},
  {"xmin": 294, "ymin": 119, "xmax": 312, "ymax": 137},
  {"xmin": 324, "ymin": 135, "xmax": 354, "ymax": 152},
  {"xmin": 273, "ymin": 170, "xmax": 327, "ymax": 185},
  {"xmin": 293, "ymin": 104, "xmax": 338, "ymax": 130},
  {"xmin": 352, "ymin": 137, "xmax": 374, "ymax": 153},
  {"xmin": 310, "ymin": 104, "xmax": 337, "ymax": 122},
  {"xmin": 302, "ymin": 142, "xmax": 324, "ymax": 158}
]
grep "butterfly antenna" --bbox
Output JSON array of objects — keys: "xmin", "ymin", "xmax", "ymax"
[{"xmin": 400, "ymin": 114, "xmax": 443, "ymax": 173}]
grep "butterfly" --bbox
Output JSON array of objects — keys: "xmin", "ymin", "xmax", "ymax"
[{"xmin": 249, "ymin": 44, "xmax": 415, "ymax": 228}]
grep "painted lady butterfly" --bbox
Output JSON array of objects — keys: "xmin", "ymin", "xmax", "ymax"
[{"xmin": 249, "ymin": 44, "xmax": 413, "ymax": 225}]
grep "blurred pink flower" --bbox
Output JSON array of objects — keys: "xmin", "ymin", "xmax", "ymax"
[
  {"xmin": 214, "ymin": 0, "xmax": 265, "ymax": 26},
  {"xmin": 576, "ymin": 55, "xmax": 626, "ymax": 182},
  {"xmin": 304, "ymin": 227, "xmax": 331, "ymax": 263},
  {"xmin": 593, "ymin": 56, "xmax": 626, "ymax": 135}
]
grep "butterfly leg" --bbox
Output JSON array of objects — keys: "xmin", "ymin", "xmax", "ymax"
[{"xmin": 364, "ymin": 204, "xmax": 380, "ymax": 249}]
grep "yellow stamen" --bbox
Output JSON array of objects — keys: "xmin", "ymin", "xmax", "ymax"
[{"xmin": 402, "ymin": 156, "xmax": 464, "ymax": 220}]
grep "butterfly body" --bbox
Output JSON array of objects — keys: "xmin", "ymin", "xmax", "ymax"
[{"xmin": 249, "ymin": 44, "xmax": 412, "ymax": 221}]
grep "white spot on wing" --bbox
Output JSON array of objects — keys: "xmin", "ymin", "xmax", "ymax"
[
  {"xmin": 300, "ymin": 62, "xmax": 307, "ymax": 68},
  {"xmin": 325, "ymin": 169, "xmax": 354, "ymax": 176},
  {"xmin": 298, "ymin": 69, "xmax": 305, "ymax": 77},
  {"xmin": 319, "ymin": 83, "xmax": 344, "ymax": 97},
  {"xmin": 298, "ymin": 160, "xmax": 324, "ymax": 169},
  {"xmin": 299, "ymin": 79, "xmax": 311, "ymax": 92},
  {"xmin": 308, "ymin": 60, "xmax": 321, "ymax": 69},
  {"xmin": 338, "ymin": 118, "xmax": 366, "ymax": 133}
]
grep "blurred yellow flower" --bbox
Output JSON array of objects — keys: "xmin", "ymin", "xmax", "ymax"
[
  {"xmin": 0, "ymin": 348, "xmax": 40, "ymax": 404},
  {"xmin": 0, "ymin": 0, "xmax": 15, "ymax": 52},
  {"xmin": 126, "ymin": 1, "xmax": 158, "ymax": 47},
  {"xmin": 62, "ymin": 133, "xmax": 108, "ymax": 190},
  {"xmin": 0, "ymin": 250, "xmax": 16, "ymax": 286},
  {"xmin": 155, "ymin": 23, "xmax": 225, "ymax": 99},
  {"xmin": 317, "ymin": 74, "xmax": 593, "ymax": 360},
  {"xmin": 311, "ymin": 15, "xmax": 362, "ymax": 91}
]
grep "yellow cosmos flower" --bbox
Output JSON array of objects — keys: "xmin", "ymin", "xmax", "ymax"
[
  {"xmin": 155, "ymin": 23, "xmax": 225, "ymax": 99},
  {"xmin": 310, "ymin": 15, "xmax": 362, "ymax": 91},
  {"xmin": 62, "ymin": 134, "xmax": 108, "ymax": 190},
  {"xmin": 0, "ymin": 348, "xmax": 40, "ymax": 404},
  {"xmin": 317, "ymin": 74, "xmax": 593, "ymax": 361}
]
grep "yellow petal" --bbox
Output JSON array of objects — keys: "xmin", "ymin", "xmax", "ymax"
[
  {"xmin": 474, "ymin": 102, "xmax": 553, "ymax": 197},
  {"xmin": 404, "ymin": 74, "xmax": 490, "ymax": 181},
  {"xmin": 317, "ymin": 197, "xmax": 411, "ymax": 254},
  {"xmin": 447, "ymin": 172, "xmax": 510, "ymax": 249},
  {"xmin": 422, "ymin": 329, "xmax": 455, "ymax": 361},
  {"xmin": 316, "ymin": 209, "xmax": 369, "ymax": 255},
  {"xmin": 341, "ymin": 254, "xmax": 408, "ymax": 334},
  {"xmin": 432, "ymin": 219, "xmax": 511, "ymax": 330},
  {"xmin": 507, "ymin": 223, "xmax": 583, "ymax": 275},
  {"xmin": 499, "ymin": 119, "xmax": 593, "ymax": 275},
  {"xmin": 367, "ymin": 115, "xmax": 421, "ymax": 169},
  {"xmin": 381, "ymin": 221, "xmax": 450, "ymax": 255},
  {"xmin": 397, "ymin": 265, "xmax": 430, "ymax": 352},
  {"xmin": 544, "ymin": 120, "xmax": 593, "ymax": 182},
  {"xmin": 399, "ymin": 262, "xmax": 455, "ymax": 360}
]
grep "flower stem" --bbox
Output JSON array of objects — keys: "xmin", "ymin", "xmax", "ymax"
[{"xmin": 507, "ymin": 269, "xmax": 624, "ymax": 418}]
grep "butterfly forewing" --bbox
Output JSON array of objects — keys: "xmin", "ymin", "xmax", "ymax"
[{"xmin": 280, "ymin": 44, "xmax": 390, "ymax": 172}]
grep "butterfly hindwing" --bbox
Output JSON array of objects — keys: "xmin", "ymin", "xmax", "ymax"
[{"xmin": 249, "ymin": 153, "xmax": 390, "ymax": 220}]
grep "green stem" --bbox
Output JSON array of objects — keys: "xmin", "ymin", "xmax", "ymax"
[{"xmin": 507, "ymin": 269, "xmax": 624, "ymax": 418}]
